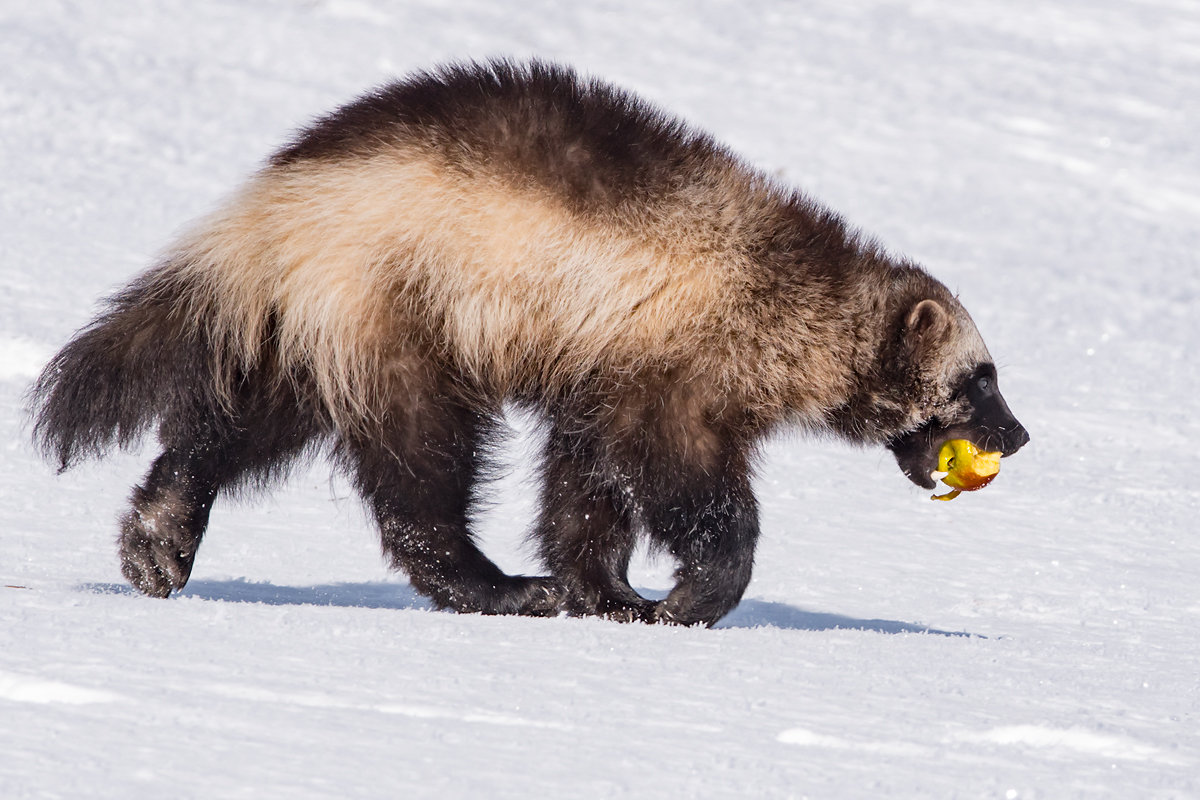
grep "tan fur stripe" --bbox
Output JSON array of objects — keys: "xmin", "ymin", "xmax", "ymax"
[{"xmin": 167, "ymin": 148, "xmax": 752, "ymax": 428}]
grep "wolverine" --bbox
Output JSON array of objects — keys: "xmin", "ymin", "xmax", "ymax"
[{"xmin": 31, "ymin": 60, "xmax": 1028, "ymax": 626}]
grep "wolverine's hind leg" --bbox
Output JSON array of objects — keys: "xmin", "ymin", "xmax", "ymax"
[
  {"xmin": 341, "ymin": 379, "xmax": 560, "ymax": 616},
  {"xmin": 120, "ymin": 375, "xmax": 322, "ymax": 597},
  {"xmin": 119, "ymin": 436, "xmax": 223, "ymax": 597}
]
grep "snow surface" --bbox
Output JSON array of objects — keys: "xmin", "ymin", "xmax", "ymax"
[{"xmin": 2, "ymin": 1, "xmax": 1199, "ymax": 797}]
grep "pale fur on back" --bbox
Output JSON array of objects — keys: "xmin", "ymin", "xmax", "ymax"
[{"xmin": 164, "ymin": 141, "xmax": 866, "ymax": 434}]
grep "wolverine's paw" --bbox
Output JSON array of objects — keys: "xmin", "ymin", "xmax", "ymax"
[
  {"xmin": 649, "ymin": 604, "xmax": 690, "ymax": 626},
  {"xmin": 117, "ymin": 509, "xmax": 197, "ymax": 598},
  {"xmin": 649, "ymin": 605, "xmax": 704, "ymax": 627},
  {"xmin": 478, "ymin": 576, "xmax": 564, "ymax": 617},
  {"xmin": 513, "ymin": 576, "xmax": 566, "ymax": 616},
  {"xmin": 650, "ymin": 597, "xmax": 727, "ymax": 627},
  {"xmin": 596, "ymin": 597, "xmax": 658, "ymax": 624},
  {"xmin": 560, "ymin": 589, "xmax": 656, "ymax": 623}
]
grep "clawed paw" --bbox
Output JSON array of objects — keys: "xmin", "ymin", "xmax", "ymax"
[
  {"xmin": 117, "ymin": 509, "xmax": 197, "ymax": 598},
  {"xmin": 517, "ymin": 577, "xmax": 567, "ymax": 616},
  {"xmin": 563, "ymin": 592, "xmax": 657, "ymax": 624}
]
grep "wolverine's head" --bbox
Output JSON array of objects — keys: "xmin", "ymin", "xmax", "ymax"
[
  {"xmin": 827, "ymin": 274, "xmax": 1029, "ymax": 489},
  {"xmin": 882, "ymin": 294, "xmax": 1029, "ymax": 489}
]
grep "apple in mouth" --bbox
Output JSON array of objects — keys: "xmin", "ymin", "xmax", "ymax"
[{"xmin": 930, "ymin": 439, "xmax": 1002, "ymax": 501}]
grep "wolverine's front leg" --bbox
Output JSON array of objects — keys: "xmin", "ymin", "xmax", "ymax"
[
  {"xmin": 639, "ymin": 449, "xmax": 760, "ymax": 627},
  {"xmin": 532, "ymin": 422, "xmax": 656, "ymax": 622}
]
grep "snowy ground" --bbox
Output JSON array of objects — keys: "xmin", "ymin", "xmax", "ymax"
[{"xmin": 2, "ymin": 1, "xmax": 1199, "ymax": 797}]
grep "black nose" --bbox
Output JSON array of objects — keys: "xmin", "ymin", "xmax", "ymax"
[{"xmin": 1003, "ymin": 425, "xmax": 1030, "ymax": 456}]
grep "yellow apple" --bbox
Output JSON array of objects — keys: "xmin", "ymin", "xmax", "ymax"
[{"xmin": 930, "ymin": 439, "xmax": 1002, "ymax": 501}]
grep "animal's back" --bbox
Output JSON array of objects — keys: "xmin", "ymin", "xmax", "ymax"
[{"xmin": 174, "ymin": 60, "xmax": 784, "ymax": 410}]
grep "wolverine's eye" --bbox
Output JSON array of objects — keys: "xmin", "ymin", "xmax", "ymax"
[{"xmin": 978, "ymin": 376, "xmax": 990, "ymax": 391}]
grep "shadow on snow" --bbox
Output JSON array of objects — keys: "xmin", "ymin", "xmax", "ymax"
[
  {"xmin": 83, "ymin": 579, "xmax": 433, "ymax": 612},
  {"xmin": 81, "ymin": 580, "xmax": 977, "ymax": 637},
  {"xmin": 716, "ymin": 597, "xmax": 977, "ymax": 636}
]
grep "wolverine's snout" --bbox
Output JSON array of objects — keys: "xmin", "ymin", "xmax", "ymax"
[
  {"xmin": 887, "ymin": 364, "xmax": 1029, "ymax": 490},
  {"xmin": 1000, "ymin": 423, "xmax": 1030, "ymax": 457},
  {"xmin": 968, "ymin": 372, "xmax": 1028, "ymax": 457}
]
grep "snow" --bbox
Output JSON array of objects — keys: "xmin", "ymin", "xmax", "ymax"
[{"xmin": 2, "ymin": 0, "xmax": 1198, "ymax": 796}]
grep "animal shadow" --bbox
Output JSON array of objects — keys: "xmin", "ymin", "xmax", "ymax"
[
  {"xmin": 717, "ymin": 597, "xmax": 978, "ymax": 636},
  {"xmin": 82, "ymin": 579, "xmax": 432, "ymax": 611},
  {"xmin": 82, "ymin": 581, "xmax": 976, "ymax": 636}
]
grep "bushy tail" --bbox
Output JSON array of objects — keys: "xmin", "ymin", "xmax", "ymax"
[{"xmin": 29, "ymin": 266, "xmax": 224, "ymax": 471}]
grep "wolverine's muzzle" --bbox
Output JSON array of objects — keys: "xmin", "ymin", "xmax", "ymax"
[{"xmin": 888, "ymin": 366, "xmax": 1029, "ymax": 490}]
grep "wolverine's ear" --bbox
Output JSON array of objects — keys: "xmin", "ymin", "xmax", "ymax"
[{"xmin": 903, "ymin": 298, "xmax": 952, "ymax": 353}]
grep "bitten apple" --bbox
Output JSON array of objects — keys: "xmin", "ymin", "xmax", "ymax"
[{"xmin": 930, "ymin": 438, "xmax": 1002, "ymax": 501}]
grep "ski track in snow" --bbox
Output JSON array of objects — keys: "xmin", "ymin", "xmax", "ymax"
[
  {"xmin": 3, "ymin": 0, "xmax": 1200, "ymax": 797},
  {"xmin": 955, "ymin": 725, "xmax": 1181, "ymax": 766},
  {"xmin": 203, "ymin": 681, "xmax": 574, "ymax": 731},
  {"xmin": 0, "ymin": 670, "xmax": 122, "ymax": 706},
  {"xmin": 778, "ymin": 724, "xmax": 1182, "ymax": 766}
]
